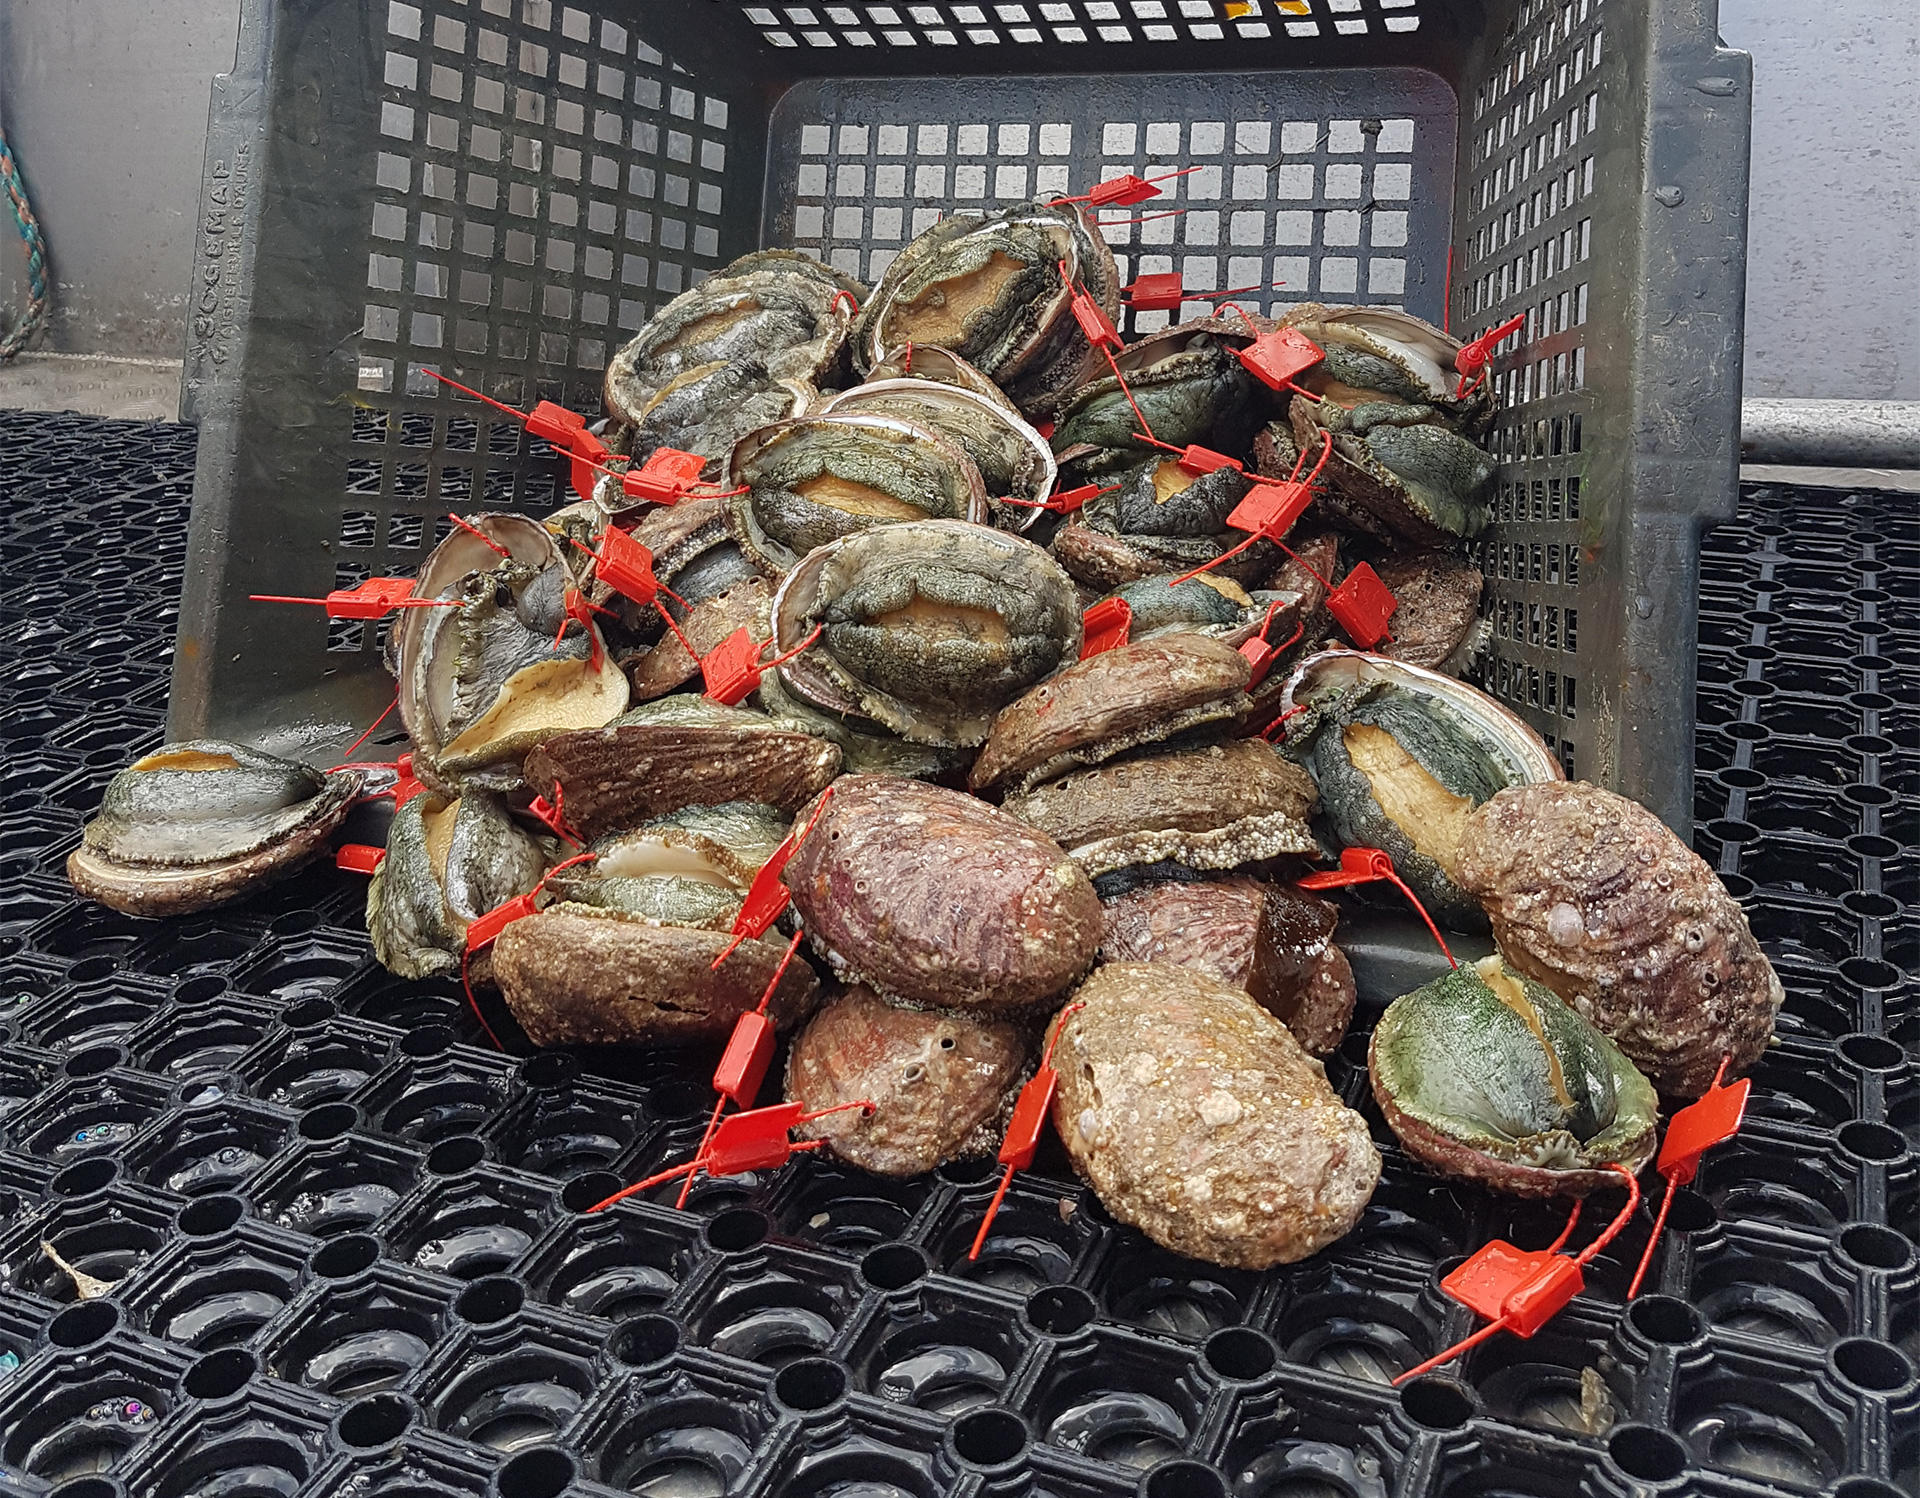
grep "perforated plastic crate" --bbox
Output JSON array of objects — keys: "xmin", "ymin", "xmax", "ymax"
[{"xmin": 173, "ymin": 0, "xmax": 1752, "ymax": 833}]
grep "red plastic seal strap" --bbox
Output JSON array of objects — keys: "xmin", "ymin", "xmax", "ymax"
[
  {"xmin": 1453, "ymin": 312, "xmax": 1527, "ymax": 396},
  {"xmin": 1326, "ymin": 561, "xmax": 1398, "ymax": 649},
  {"xmin": 1236, "ymin": 326, "xmax": 1325, "ymax": 395},
  {"xmin": 969, "ymin": 1000, "xmax": 1086, "ymax": 1260},
  {"xmin": 524, "ymin": 399, "xmax": 587, "ymax": 446},
  {"xmin": 1125, "ymin": 271, "xmax": 1186, "ymax": 312},
  {"xmin": 1628, "ymin": 1056, "xmax": 1748, "ymax": 1297},
  {"xmin": 1226, "ymin": 479, "xmax": 1314, "ymax": 542},
  {"xmin": 1080, "ymin": 598, "xmax": 1132, "ymax": 658},
  {"xmin": 701, "ymin": 626, "xmax": 765, "ymax": 706},
  {"xmin": 1069, "ymin": 286, "xmax": 1122, "ymax": 353},
  {"xmin": 334, "ymin": 844, "xmax": 387, "ymax": 875},
  {"xmin": 622, "ymin": 447, "xmax": 708, "ymax": 505}
]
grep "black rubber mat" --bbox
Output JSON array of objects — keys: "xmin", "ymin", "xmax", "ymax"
[{"xmin": 0, "ymin": 411, "xmax": 1912, "ymax": 1498}]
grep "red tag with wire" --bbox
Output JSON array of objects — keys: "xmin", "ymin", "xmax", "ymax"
[
  {"xmin": 710, "ymin": 787, "xmax": 836, "ymax": 969},
  {"xmin": 1393, "ymin": 1166, "xmax": 1640, "ymax": 1384},
  {"xmin": 527, "ymin": 781, "xmax": 583, "ymax": 847},
  {"xmin": 623, "ymin": 447, "xmax": 709, "ymax": 505},
  {"xmin": 1069, "ymin": 287, "xmax": 1122, "ymax": 353},
  {"xmin": 999, "ymin": 481, "xmax": 1117, "ymax": 516},
  {"xmin": 701, "ymin": 627, "xmax": 766, "ymax": 706},
  {"xmin": 970, "ymin": 1000, "xmax": 1086, "ymax": 1259},
  {"xmin": 335, "ymin": 844, "xmax": 388, "ymax": 875},
  {"xmin": 1298, "ymin": 848, "xmax": 1457, "ymax": 969},
  {"xmin": 1236, "ymin": 326, "xmax": 1325, "ymax": 395},
  {"xmin": 1453, "ymin": 312, "xmax": 1526, "ymax": 397},
  {"xmin": 1086, "ymin": 173, "xmax": 1162, "ymax": 207},
  {"xmin": 1175, "ymin": 444, "xmax": 1243, "ymax": 476},
  {"xmin": 1080, "ymin": 598, "xmax": 1132, "ymax": 658},
  {"xmin": 584, "ymin": 527, "xmax": 659, "ymax": 607},
  {"xmin": 1326, "ymin": 561, "xmax": 1398, "ymax": 649},
  {"xmin": 1628, "ymin": 1057, "xmax": 1748, "ymax": 1297},
  {"xmin": 1125, "ymin": 271, "xmax": 1186, "ymax": 312},
  {"xmin": 248, "ymin": 576, "xmax": 459, "ymax": 620},
  {"xmin": 1226, "ymin": 479, "xmax": 1314, "ymax": 542},
  {"xmin": 1238, "ymin": 603, "xmax": 1305, "ymax": 690}
]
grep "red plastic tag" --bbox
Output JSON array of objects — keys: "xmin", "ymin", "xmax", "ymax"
[
  {"xmin": 1236, "ymin": 327, "xmax": 1325, "ymax": 392},
  {"xmin": 389, "ymin": 770, "xmax": 427, "ymax": 809},
  {"xmin": 1297, "ymin": 846, "xmax": 1396, "ymax": 890},
  {"xmin": 622, "ymin": 447, "xmax": 708, "ymax": 505},
  {"xmin": 1326, "ymin": 562, "xmax": 1398, "ymax": 648},
  {"xmin": 465, "ymin": 892, "xmax": 540, "ymax": 951},
  {"xmin": 1080, "ymin": 598, "xmax": 1132, "ymax": 658},
  {"xmin": 1069, "ymin": 287, "xmax": 1122, "ymax": 353},
  {"xmin": 558, "ymin": 587, "xmax": 609, "ymax": 671},
  {"xmin": 706, "ymin": 1101, "xmax": 808, "ymax": 1176},
  {"xmin": 1175, "ymin": 444, "xmax": 1243, "ymax": 476},
  {"xmin": 1035, "ymin": 420, "xmax": 1055, "ymax": 441},
  {"xmin": 1239, "ymin": 636, "xmax": 1277, "ymax": 689},
  {"xmin": 1655, "ymin": 1072, "xmax": 1750, "ymax": 1186},
  {"xmin": 1087, "ymin": 173, "xmax": 1162, "ymax": 208},
  {"xmin": 251, "ymin": 577, "xmax": 436, "ymax": 620},
  {"xmin": 525, "ymin": 400, "xmax": 587, "ymax": 446},
  {"xmin": 1225, "ymin": 479, "xmax": 1313, "ymax": 541},
  {"xmin": 566, "ymin": 428, "xmax": 610, "ymax": 504},
  {"xmin": 713, "ymin": 1010, "xmax": 778, "ymax": 1108},
  {"xmin": 1455, "ymin": 312, "xmax": 1527, "ymax": 380},
  {"xmin": 1503, "ymin": 1256, "xmax": 1585, "ymax": 1336},
  {"xmin": 591, "ymin": 527, "xmax": 660, "ymax": 607},
  {"xmin": 1125, "ymin": 271, "xmax": 1186, "ymax": 313},
  {"xmin": 335, "ymin": 844, "xmax": 387, "ymax": 875},
  {"xmin": 1442, "ymin": 1240, "xmax": 1585, "ymax": 1339},
  {"xmin": 998, "ymin": 1066, "xmax": 1059, "ymax": 1172},
  {"xmin": 702, "ymin": 626, "xmax": 766, "ymax": 706}
]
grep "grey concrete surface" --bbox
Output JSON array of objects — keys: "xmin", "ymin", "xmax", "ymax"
[
  {"xmin": 0, "ymin": 351, "xmax": 183, "ymax": 420},
  {"xmin": 0, "ymin": 0, "xmax": 241, "ymax": 357},
  {"xmin": 0, "ymin": 0, "xmax": 1915, "ymax": 406},
  {"xmin": 1719, "ymin": 0, "xmax": 1920, "ymax": 401}
]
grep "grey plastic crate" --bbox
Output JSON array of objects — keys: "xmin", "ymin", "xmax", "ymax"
[{"xmin": 173, "ymin": 0, "xmax": 1752, "ymax": 836}]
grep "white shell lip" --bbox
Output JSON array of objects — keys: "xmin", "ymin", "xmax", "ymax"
[
  {"xmin": 1278, "ymin": 648, "xmax": 1566, "ymax": 785},
  {"xmin": 815, "ymin": 378, "xmax": 1057, "ymax": 534}
]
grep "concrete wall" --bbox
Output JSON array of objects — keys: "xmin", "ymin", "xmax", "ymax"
[
  {"xmin": 1, "ymin": 0, "xmax": 1915, "ymax": 395},
  {"xmin": 0, "ymin": 0, "xmax": 241, "ymax": 357}
]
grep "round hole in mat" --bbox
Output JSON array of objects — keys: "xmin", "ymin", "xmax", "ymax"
[
  {"xmin": 1628, "ymin": 1297, "xmax": 1702, "ymax": 1346},
  {"xmin": 1140, "ymin": 1462, "xmax": 1229, "ymax": 1498},
  {"xmin": 1849, "ymin": 690, "xmax": 1895, "ymax": 712},
  {"xmin": 1847, "ymin": 833, "xmax": 1900, "ymax": 861},
  {"xmin": 1831, "ymin": 1339, "xmax": 1914, "ymax": 1394},
  {"xmin": 297, "ymin": 1102, "xmax": 358, "ymax": 1142},
  {"xmin": 427, "ymin": 1135, "xmax": 486, "ymax": 1176},
  {"xmin": 1706, "ymin": 819, "xmax": 1758, "ymax": 845},
  {"xmin": 454, "ymin": 1276, "xmax": 524, "ymax": 1326},
  {"xmin": 1849, "ymin": 588, "xmax": 1891, "ymax": 606},
  {"xmin": 1606, "ymin": 1425, "xmax": 1687, "ymax": 1483},
  {"xmin": 860, "ymin": 1243, "xmax": 927, "ymax": 1292},
  {"xmin": 1839, "ymin": 1122, "xmax": 1907, "ymax": 1164},
  {"xmin": 48, "ymin": 1300, "xmax": 120, "ymax": 1349},
  {"xmin": 1203, "ymin": 1327, "xmax": 1277, "ymax": 1382},
  {"xmin": 772, "ymin": 1358, "xmax": 847, "ymax": 1413},
  {"xmin": 1853, "ymin": 655, "xmax": 1894, "ymax": 675},
  {"xmin": 646, "ymin": 1076, "xmax": 710, "ymax": 1121},
  {"xmin": 1847, "ymin": 733, "xmax": 1895, "ymax": 758},
  {"xmin": 1837, "ymin": 1224, "xmax": 1913, "ymax": 1273},
  {"xmin": 283, "ymin": 998, "xmax": 335, "ymax": 1029},
  {"xmin": 1731, "ymin": 680, "xmax": 1776, "ymax": 700},
  {"xmin": 62, "ymin": 1045, "xmax": 125, "ymax": 1079},
  {"xmin": 68, "ymin": 957, "xmax": 117, "ymax": 986},
  {"xmin": 561, "ymin": 1171, "xmax": 622, "ymax": 1214},
  {"xmin": 495, "ymin": 1447, "xmax": 575, "ymax": 1498},
  {"xmin": 1834, "ymin": 1480, "xmax": 1907, "ymax": 1498},
  {"xmin": 608, "ymin": 1315, "xmax": 679, "ymax": 1369},
  {"xmin": 177, "ymin": 1193, "xmax": 246, "ymax": 1238},
  {"xmin": 184, "ymin": 1348, "xmax": 256, "ymax": 1402},
  {"xmin": 1666, "ymin": 1190, "xmax": 1717, "ymax": 1235},
  {"xmin": 51, "ymin": 1158, "xmax": 118, "ymax": 1198},
  {"xmin": 1715, "ymin": 767, "xmax": 1766, "ymax": 791},
  {"xmin": 937, "ymin": 1156, "xmax": 998, "ymax": 1187},
  {"xmin": 950, "ymin": 1408, "xmax": 1027, "ymax": 1469},
  {"xmin": 400, "ymin": 1024, "xmax": 454, "ymax": 1060},
  {"xmin": 1400, "ymin": 1377, "xmax": 1474, "ymax": 1431},
  {"xmin": 1733, "ymin": 644, "xmax": 1776, "ymax": 664},
  {"xmin": 1850, "ymin": 530, "xmax": 1887, "ymax": 547},
  {"xmin": 309, "ymin": 1233, "xmax": 381, "ymax": 1281},
  {"xmin": 336, "ymin": 1394, "xmax": 412, "ymax": 1450},
  {"xmin": 1838, "ymin": 1034, "xmax": 1905, "ymax": 1072},
  {"xmin": 1725, "ymin": 721, "xmax": 1771, "ymax": 743},
  {"xmin": 174, "ymin": 975, "xmax": 228, "ymax": 1006},
  {"xmin": 520, "ymin": 1052, "xmax": 577, "ymax": 1091},
  {"xmin": 704, "ymin": 1208, "xmax": 769, "ymax": 1254},
  {"xmin": 49, "ymin": 1480, "xmax": 120, "ymax": 1498},
  {"xmin": 1844, "ymin": 783, "xmax": 1895, "ymax": 808},
  {"xmin": 1719, "ymin": 873, "xmax": 1756, "ymax": 900},
  {"xmin": 1839, "ymin": 958, "xmax": 1903, "ymax": 992},
  {"xmin": 1024, "ymin": 1285, "xmax": 1096, "ymax": 1337},
  {"xmin": 1843, "ymin": 891, "xmax": 1901, "ymax": 920}
]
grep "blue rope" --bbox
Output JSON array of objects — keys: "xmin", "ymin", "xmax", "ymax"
[{"xmin": 0, "ymin": 121, "xmax": 49, "ymax": 362}]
